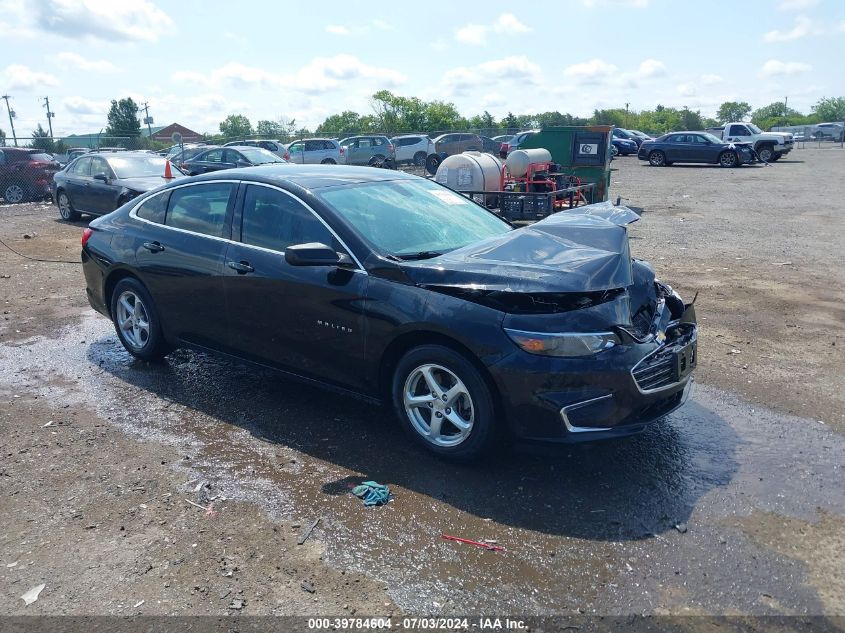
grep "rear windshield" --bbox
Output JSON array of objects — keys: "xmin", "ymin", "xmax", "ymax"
[
  {"xmin": 107, "ymin": 155, "xmax": 184, "ymax": 178},
  {"xmin": 238, "ymin": 147, "xmax": 286, "ymax": 164},
  {"xmin": 28, "ymin": 153, "xmax": 54, "ymax": 162}
]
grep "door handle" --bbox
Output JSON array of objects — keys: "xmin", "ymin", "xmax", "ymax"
[
  {"xmin": 142, "ymin": 241, "xmax": 165, "ymax": 253},
  {"xmin": 227, "ymin": 260, "xmax": 254, "ymax": 274}
]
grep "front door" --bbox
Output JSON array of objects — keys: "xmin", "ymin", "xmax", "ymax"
[
  {"xmin": 133, "ymin": 181, "xmax": 237, "ymax": 349},
  {"xmin": 222, "ymin": 183, "xmax": 368, "ymax": 389},
  {"xmin": 87, "ymin": 156, "xmax": 119, "ymax": 214}
]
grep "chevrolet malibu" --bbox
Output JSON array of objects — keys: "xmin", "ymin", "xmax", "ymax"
[{"xmin": 81, "ymin": 166, "xmax": 697, "ymax": 459}]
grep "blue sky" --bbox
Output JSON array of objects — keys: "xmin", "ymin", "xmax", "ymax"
[{"xmin": 0, "ymin": 0, "xmax": 841, "ymax": 137}]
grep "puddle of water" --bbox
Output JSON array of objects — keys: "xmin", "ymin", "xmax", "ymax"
[{"xmin": 1, "ymin": 312, "xmax": 842, "ymax": 614}]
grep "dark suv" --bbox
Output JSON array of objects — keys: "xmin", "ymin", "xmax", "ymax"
[
  {"xmin": 432, "ymin": 133, "xmax": 482, "ymax": 156},
  {"xmin": 0, "ymin": 148, "xmax": 60, "ymax": 203}
]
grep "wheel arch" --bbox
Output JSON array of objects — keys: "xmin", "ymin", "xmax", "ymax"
[
  {"xmin": 378, "ymin": 330, "xmax": 503, "ymax": 412},
  {"xmin": 103, "ymin": 268, "xmax": 144, "ymax": 319}
]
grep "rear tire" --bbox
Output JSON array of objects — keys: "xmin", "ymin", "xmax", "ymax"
[
  {"xmin": 57, "ymin": 190, "xmax": 81, "ymax": 220},
  {"xmin": 648, "ymin": 150, "xmax": 666, "ymax": 167},
  {"xmin": 321, "ymin": 158, "xmax": 336, "ymax": 164},
  {"xmin": 392, "ymin": 344, "xmax": 499, "ymax": 460},
  {"xmin": 769, "ymin": 153, "xmax": 782, "ymax": 162},
  {"xmin": 110, "ymin": 277, "xmax": 171, "ymax": 361},
  {"xmin": 3, "ymin": 182, "xmax": 28, "ymax": 204}
]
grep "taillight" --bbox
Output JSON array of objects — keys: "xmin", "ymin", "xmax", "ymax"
[
  {"xmin": 283, "ymin": 153, "xmax": 290, "ymax": 161},
  {"xmin": 81, "ymin": 228, "xmax": 93, "ymax": 247},
  {"xmin": 387, "ymin": 144, "xmax": 394, "ymax": 153},
  {"xmin": 339, "ymin": 147, "xmax": 345, "ymax": 155},
  {"xmin": 502, "ymin": 143, "xmax": 510, "ymax": 153}
]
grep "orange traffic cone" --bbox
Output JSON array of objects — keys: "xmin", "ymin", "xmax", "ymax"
[{"xmin": 164, "ymin": 160, "xmax": 173, "ymax": 179}]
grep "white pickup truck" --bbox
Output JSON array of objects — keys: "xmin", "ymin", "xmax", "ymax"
[{"xmin": 705, "ymin": 122, "xmax": 794, "ymax": 162}]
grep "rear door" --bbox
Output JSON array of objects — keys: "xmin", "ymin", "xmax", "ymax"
[
  {"xmin": 133, "ymin": 181, "xmax": 238, "ymax": 349},
  {"xmin": 663, "ymin": 134, "xmax": 687, "ymax": 162},
  {"xmin": 222, "ymin": 182, "xmax": 368, "ymax": 388}
]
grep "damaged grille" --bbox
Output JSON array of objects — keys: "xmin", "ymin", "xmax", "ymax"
[
  {"xmin": 632, "ymin": 351, "xmax": 676, "ymax": 391},
  {"xmin": 631, "ymin": 325, "xmax": 697, "ymax": 392}
]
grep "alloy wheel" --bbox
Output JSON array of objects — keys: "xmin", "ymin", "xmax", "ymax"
[
  {"xmin": 115, "ymin": 290, "xmax": 151, "ymax": 350},
  {"xmin": 649, "ymin": 151, "xmax": 665, "ymax": 166},
  {"xmin": 58, "ymin": 193, "xmax": 72, "ymax": 219},
  {"xmin": 403, "ymin": 363, "xmax": 475, "ymax": 447},
  {"xmin": 720, "ymin": 152, "xmax": 737, "ymax": 167},
  {"xmin": 3, "ymin": 184, "xmax": 24, "ymax": 204}
]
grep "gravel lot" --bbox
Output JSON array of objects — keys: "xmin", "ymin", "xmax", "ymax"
[{"xmin": 0, "ymin": 147, "xmax": 842, "ymax": 620}]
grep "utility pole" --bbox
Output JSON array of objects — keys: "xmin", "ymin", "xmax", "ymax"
[
  {"xmin": 1, "ymin": 95, "xmax": 18, "ymax": 146},
  {"xmin": 625, "ymin": 102, "xmax": 630, "ymax": 128},
  {"xmin": 142, "ymin": 102, "xmax": 153, "ymax": 139},
  {"xmin": 43, "ymin": 96, "xmax": 55, "ymax": 139},
  {"xmin": 784, "ymin": 95, "xmax": 788, "ymax": 126}
]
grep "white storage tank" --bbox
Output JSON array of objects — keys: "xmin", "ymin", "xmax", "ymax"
[
  {"xmin": 506, "ymin": 148, "xmax": 552, "ymax": 178},
  {"xmin": 434, "ymin": 151, "xmax": 503, "ymax": 195}
]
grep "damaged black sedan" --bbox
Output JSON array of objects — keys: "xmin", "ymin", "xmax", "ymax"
[{"xmin": 81, "ymin": 165, "xmax": 697, "ymax": 459}]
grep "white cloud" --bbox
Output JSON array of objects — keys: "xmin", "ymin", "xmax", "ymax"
[
  {"xmin": 55, "ymin": 52, "xmax": 119, "ymax": 73},
  {"xmin": 581, "ymin": 0, "xmax": 649, "ymax": 7},
  {"xmin": 676, "ymin": 83, "xmax": 697, "ymax": 97},
  {"xmin": 20, "ymin": 0, "xmax": 176, "ymax": 42},
  {"xmin": 763, "ymin": 16, "xmax": 817, "ymax": 42},
  {"xmin": 759, "ymin": 59, "xmax": 812, "ymax": 77},
  {"xmin": 563, "ymin": 59, "xmax": 619, "ymax": 84},
  {"xmin": 455, "ymin": 24, "xmax": 488, "ymax": 45},
  {"xmin": 637, "ymin": 59, "xmax": 666, "ymax": 78},
  {"xmin": 836, "ymin": 20, "xmax": 845, "ymax": 32},
  {"xmin": 776, "ymin": 0, "xmax": 818, "ymax": 10},
  {"xmin": 62, "ymin": 96, "xmax": 109, "ymax": 115},
  {"xmin": 325, "ymin": 24, "xmax": 350, "ymax": 36},
  {"xmin": 442, "ymin": 56, "xmax": 542, "ymax": 94},
  {"xmin": 454, "ymin": 13, "xmax": 531, "ymax": 45},
  {"xmin": 2, "ymin": 64, "xmax": 59, "ymax": 90},
  {"xmin": 172, "ymin": 56, "xmax": 407, "ymax": 95},
  {"xmin": 371, "ymin": 19, "xmax": 392, "ymax": 30},
  {"xmin": 701, "ymin": 74, "xmax": 724, "ymax": 85},
  {"xmin": 494, "ymin": 13, "xmax": 531, "ymax": 33}
]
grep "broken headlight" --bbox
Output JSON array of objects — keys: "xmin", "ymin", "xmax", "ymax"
[{"xmin": 504, "ymin": 329, "xmax": 620, "ymax": 357}]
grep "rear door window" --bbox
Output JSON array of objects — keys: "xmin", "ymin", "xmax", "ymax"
[
  {"xmin": 240, "ymin": 185, "xmax": 335, "ymax": 252},
  {"xmin": 202, "ymin": 149, "xmax": 224, "ymax": 164},
  {"xmin": 136, "ymin": 191, "xmax": 170, "ymax": 224},
  {"xmin": 166, "ymin": 183, "xmax": 235, "ymax": 237}
]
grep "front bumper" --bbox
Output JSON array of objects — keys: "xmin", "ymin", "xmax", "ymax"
[{"xmin": 489, "ymin": 312, "xmax": 698, "ymax": 442}]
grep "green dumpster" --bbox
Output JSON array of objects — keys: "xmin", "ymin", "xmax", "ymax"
[{"xmin": 518, "ymin": 126, "xmax": 613, "ymax": 202}]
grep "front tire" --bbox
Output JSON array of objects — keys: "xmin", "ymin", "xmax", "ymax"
[
  {"xmin": 110, "ymin": 277, "xmax": 171, "ymax": 361},
  {"xmin": 57, "ymin": 190, "xmax": 81, "ymax": 220},
  {"xmin": 756, "ymin": 144, "xmax": 774, "ymax": 162},
  {"xmin": 648, "ymin": 150, "xmax": 666, "ymax": 167},
  {"xmin": 392, "ymin": 345, "xmax": 498, "ymax": 460},
  {"xmin": 719, "ymin": 151, "xmax": 738, "ymax": 168}
]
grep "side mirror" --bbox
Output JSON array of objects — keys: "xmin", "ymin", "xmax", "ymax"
[
  {"xmin": 285, "ymin": 242, "xmax": 342, "ymax": 267},
  {"xmin": 236, "ymin": 159, "xmax": 251, "ymax": 167},
  {"xmin": 93, "ymin": 173, "xmax": 109, "ymax": 182}
]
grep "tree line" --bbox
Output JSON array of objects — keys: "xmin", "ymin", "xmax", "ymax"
[{"xmin": 5, "ymin": 94, "xmax": 844, "ymax": 152}]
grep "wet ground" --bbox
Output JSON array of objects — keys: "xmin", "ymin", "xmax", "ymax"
[{"xmin": 1, "ymin": 149, "xmax": 843, "ymax": 618}]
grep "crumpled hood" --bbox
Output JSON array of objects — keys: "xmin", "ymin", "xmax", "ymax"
[{"xmin": 402, "ymin": 203, "xmax": 641, "ymax": 293}]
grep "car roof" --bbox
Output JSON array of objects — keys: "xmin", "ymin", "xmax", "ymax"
[
  {"xmin": 176, "ymin": 164, "xmax": 418, "ymax": 190},
  {"xmin": 87, "ymin": 150, "xmax": 156, "ymax": 158}
]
